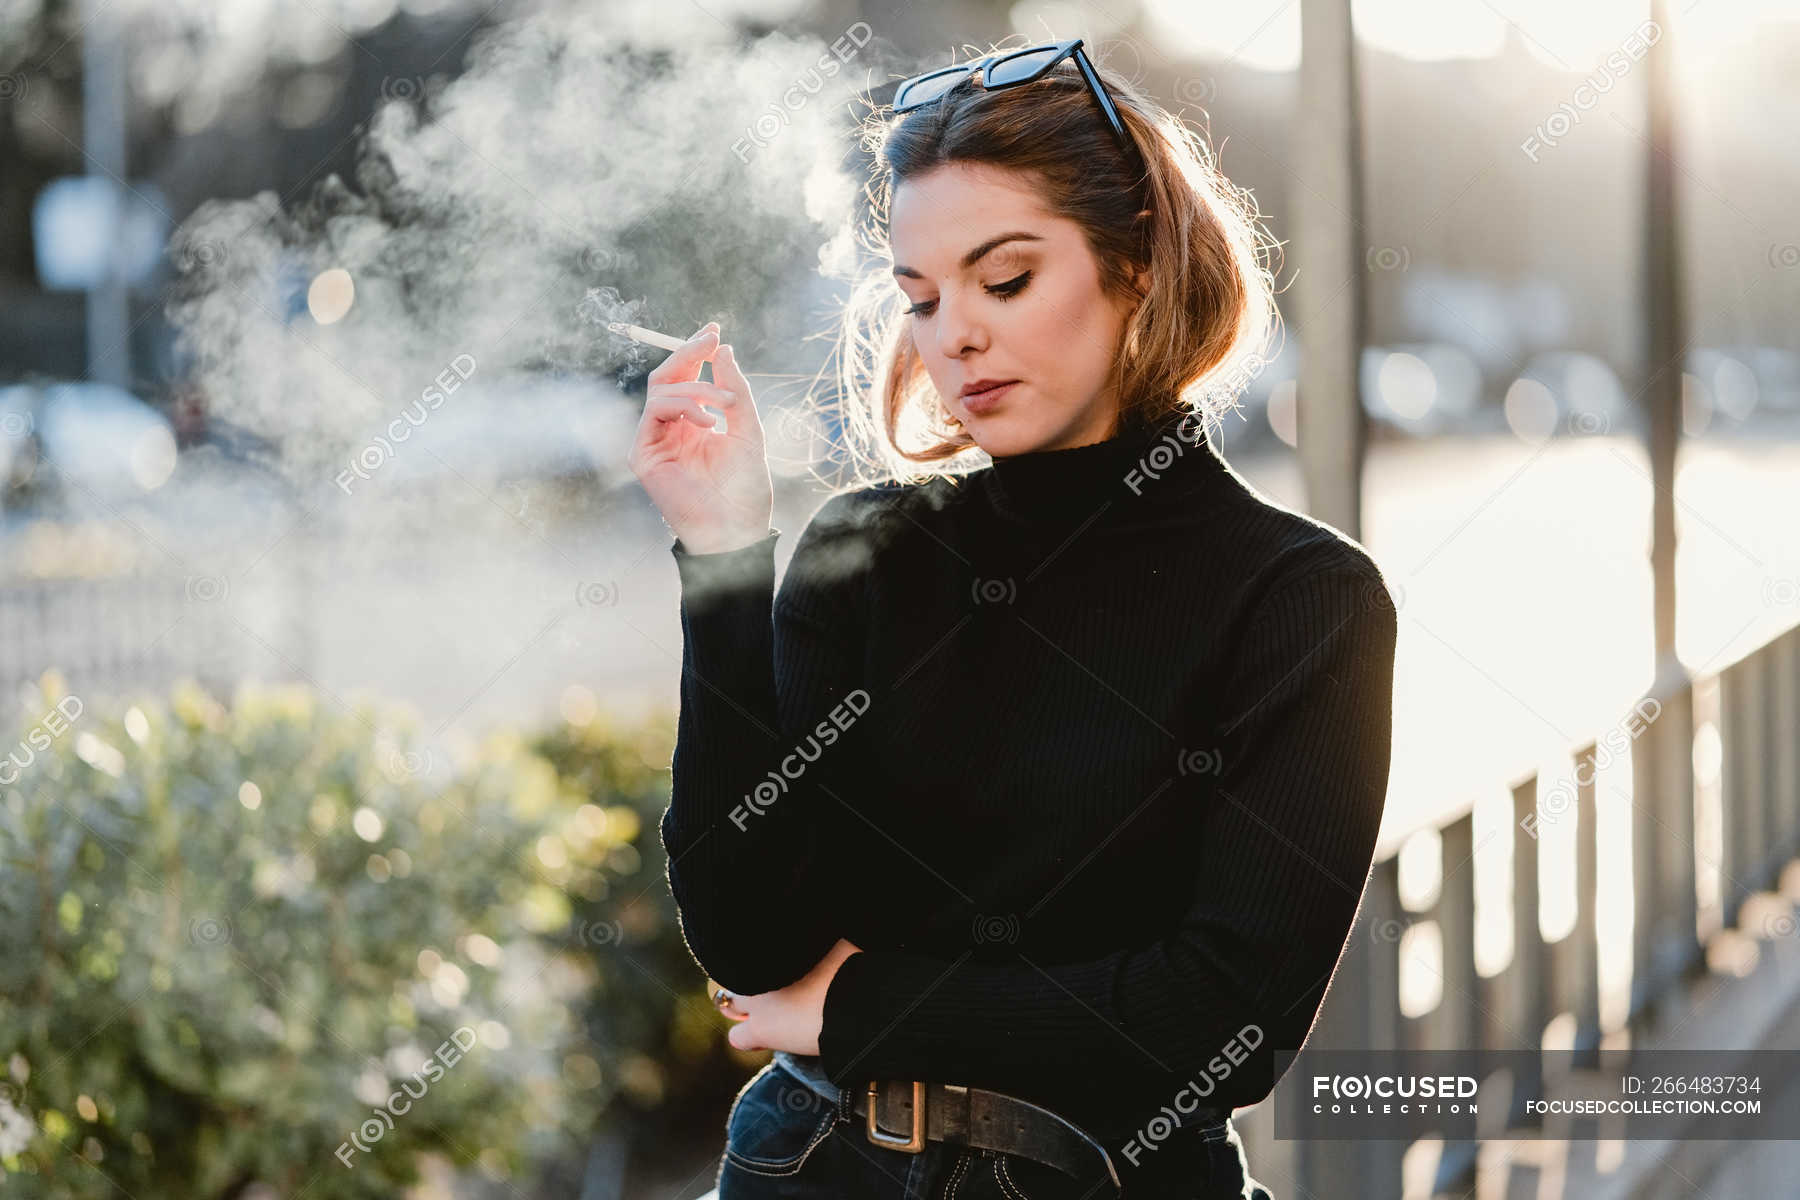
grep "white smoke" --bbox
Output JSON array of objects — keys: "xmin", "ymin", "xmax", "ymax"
[{"xmin": 159, "ymin": 1, "xmax": 889, "ymax": 504}]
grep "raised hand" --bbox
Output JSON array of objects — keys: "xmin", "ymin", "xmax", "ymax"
[{"xmin": 628, "ymin": 321, "xmax": 773, "ymax": 554}]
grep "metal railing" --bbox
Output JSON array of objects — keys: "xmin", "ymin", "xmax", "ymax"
[
  {"xmin": 0, "ymin": 568, "xmax": 306, "ymax": 731},
  {"xmin": 1275, "ymin": 619, "xmax": 1800, "ymax": 1197}
]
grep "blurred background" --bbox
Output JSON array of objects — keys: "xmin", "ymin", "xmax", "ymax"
[{"xmin": 1, "ymin": 0, "xmax": 1797, "ymax": 1197}]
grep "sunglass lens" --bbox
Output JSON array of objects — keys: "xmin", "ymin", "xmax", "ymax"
[
  {"xmin": 896, "ymin": 68, "xmax": 971, "ymax": 110},
  {"xmin": 985, "ymin": 46, "xmax": 1064, "ymax": 87}
]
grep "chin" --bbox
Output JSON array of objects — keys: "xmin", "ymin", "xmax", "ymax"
[{"xmin": 965, "ymin": 415, "xmax": 1043, "ymax": 457}]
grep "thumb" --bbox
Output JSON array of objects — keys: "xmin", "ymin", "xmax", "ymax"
[{"xmin": 728, "ymin": 1021, "xmax": 758, "ymax": 1052}]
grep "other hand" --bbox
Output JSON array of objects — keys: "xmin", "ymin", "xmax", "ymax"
[{"xmin": 716, "ymin": 938, "xmax": 863, "ymax": 1055}]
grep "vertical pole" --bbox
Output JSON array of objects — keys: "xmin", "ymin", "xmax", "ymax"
[
  {"xmin": 1296, "ymin": 0, "xmax": 1368, "ymax": 539},
  {"xmin": 82, "ymin": 0, "xmax": 131, "ymax": 389},
  {"xmin": 1630, "ymin": 0, "xmax": 1698, "ymax": 1026},
  {"xmin": 1642, "ymin": 0, "xmax": 1683, "ymax": 671}
]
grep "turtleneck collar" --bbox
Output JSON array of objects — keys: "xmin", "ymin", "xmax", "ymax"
[{"xmin": 983, "ymin": 404, "xmax": 1226, "ymax": 526}]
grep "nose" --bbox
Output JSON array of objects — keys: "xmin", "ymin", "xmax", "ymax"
[{"xmin": 933, "ymin": 291, "xmax": 986, "ymax": 360}]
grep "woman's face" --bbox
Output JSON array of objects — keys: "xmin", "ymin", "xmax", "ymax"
[{"xmin": 890, "ymin": 162, "xmax": 1141, "ymax": 457}]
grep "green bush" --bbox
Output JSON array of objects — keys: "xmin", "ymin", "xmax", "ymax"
[
  {"xmin": 0, "ymin": 673, "xmax": 722, "ymax": 1198},
  {"xmin": 524, "ymin": 702, "xmax": 773, "ymax": 1182}
]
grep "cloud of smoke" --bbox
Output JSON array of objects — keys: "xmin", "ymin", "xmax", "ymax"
[{"xmin": 159, "ymin": 1, "xmax": 890, "ymax": 506}]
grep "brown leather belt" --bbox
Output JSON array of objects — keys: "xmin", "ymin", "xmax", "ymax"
[{"xmin": 855, "ymin": 1078, "xmax": 1124, "ymax": 1191}]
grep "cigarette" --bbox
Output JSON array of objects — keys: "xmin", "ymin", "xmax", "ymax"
[{"xmin": 607, "ymin": 321, "xmax": 692, "ymax": 352}]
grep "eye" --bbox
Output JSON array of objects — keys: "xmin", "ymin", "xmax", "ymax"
[
  {"xmin": 987, "ymin": 270, "xmax": 1032, "ymax": 299},
  {"xmin": 903, "ymin": 271, "xmax": 1033, "ymax": 318}
]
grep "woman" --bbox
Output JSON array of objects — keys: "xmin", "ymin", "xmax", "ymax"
[{"xmin": 629, "ymin": 38, "xmax": 1397, "ymax": 1200}]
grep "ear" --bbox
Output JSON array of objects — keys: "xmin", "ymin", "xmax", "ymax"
[{"xmin": 1123, "ymin": 266, "xmax": 1151, "ymax": 317}]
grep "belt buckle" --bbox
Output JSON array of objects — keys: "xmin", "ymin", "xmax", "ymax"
[{"xmin": 866, "ymin": 1080, "xmax": 927, "ymax": 1152}]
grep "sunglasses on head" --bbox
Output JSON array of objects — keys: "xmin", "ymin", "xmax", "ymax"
[{"xmin": 891, "ymin": 38, "xmax": 1134, "ymax": 156}]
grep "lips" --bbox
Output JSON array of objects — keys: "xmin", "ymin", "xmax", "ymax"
[
  {"xmin": 959, "ymin": 380, "xmax": 1018, "ymax": 414},
  {"xmin": 960, "ymin": 378, "xmax": 1018, "ymax": 398}
]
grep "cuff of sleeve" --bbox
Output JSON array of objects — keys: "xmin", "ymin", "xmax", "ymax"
[
  {"xmin": 670, "ymin": 530, "xmax": 780, "ymax": 611},
  {"xmin": 817, "ymin": 948, "xmax": 939, "ymax": 1087}
]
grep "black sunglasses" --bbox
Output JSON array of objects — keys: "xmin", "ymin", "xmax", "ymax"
[{"xmin": 891, "ymin": 38, "xmax": 1133, "ymax": 155}]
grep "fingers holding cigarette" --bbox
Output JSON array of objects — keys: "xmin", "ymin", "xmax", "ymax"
[
  {"xmin": 642, "ymin": 322, "xmax": 718, "ymax": 385},
  {"xmin": 642, "ymin": 389, "xmax": 718, "ymax": 429},
  {"xmin": 638, "ymin": 321, "xmax": 754, "ymax": 428},
  {"xmin": 626, "ymin": 318, "xmax": 772, "ymax": 551}
]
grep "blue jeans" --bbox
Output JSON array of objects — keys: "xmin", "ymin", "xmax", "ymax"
[{"xmin": 714, "ymin": 1060, "xmax": 1276, "ymax": 1199}]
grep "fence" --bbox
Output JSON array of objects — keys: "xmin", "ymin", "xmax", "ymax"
[
  {"xmin": 1275, "ymin": 619, "xmax": 1800, "ymax": 1196},
  {"xmin": 0, "ymin": 562, "xmax": 314, "ymax": 732}
]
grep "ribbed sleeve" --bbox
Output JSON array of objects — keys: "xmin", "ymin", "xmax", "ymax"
[
  {"xmin": 661, "ymin": 494, "xmax": 871, "ymax": 996},
  {"xmin": 815, "ymin": 557, "xmax": 1398, "ymax": 1114}
]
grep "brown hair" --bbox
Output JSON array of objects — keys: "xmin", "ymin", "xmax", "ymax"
[{"xmin": 811, "ymin": 41, "xmax": 1279, "ymax": 488}]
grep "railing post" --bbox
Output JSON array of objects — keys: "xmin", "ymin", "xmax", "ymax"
[
  {"xmin": 1368, "ymin": 856, "xmax": 1405, "ymax": 1200},
  {"xmin": 1364, "ymin": 854, "xmax": 1404, "ymax": 1050},
  {"xmin": 1509, "ymin": 776, "xmax": 1546, "ymax": 1127},
  {"xmin": 1572, "ymin": 742, "xmax": 1603, "ymax": 1068},
  {"xmin": 1744, "ymin": 651, "xmax": 1772, "ymax": 890},
  {"xmin": 1291, "ymin": 856, "xmax": 1407, "ymax": 1198},
  {"xmin": 1760, "ymin": 636, "xmax": 1788, "ymax": 884},
  {"xmin": 1432, "ymin": 813, "xmax": 1480, "ymax": 1193},
  {"xmin": 1659, "ymin": 679, "xmax": 1700, "ymax": 980},
  {"xmin": 1778, "ymin": 630, "xmax": 1800, "ymax": 863},
  {"xmin": 1631, "ymin": 672, "xmax": 1699, "ymax": 1031},
  {"xmin": 1358, "ymin": 856, "xmax": 1407, "ymax": 1198},
  {"xmin": 1719, "ymin": 661, "xmax": 1755, "ymax": 927},
  {"xmin": 1630, "ymin": 712, "xmax": 1661, "ymax": 1024}
]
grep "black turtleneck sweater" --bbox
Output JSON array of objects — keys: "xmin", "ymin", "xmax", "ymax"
[{"xmin": 661, "ymin": 406, "xmax": 1397, "ymax": 1148}]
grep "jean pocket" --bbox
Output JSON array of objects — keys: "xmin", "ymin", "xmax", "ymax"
[
  {"xmin": 981, "ymin": 1149, "xmax": 1122, "ymax": 1200},
  {"xmin": 1196, "ymin": 1119, "xmax": 1234, "ymax": 1144},
  {"xmin": 723, "ymin": 1063, "xmax": 841, "ymax": 1176}
]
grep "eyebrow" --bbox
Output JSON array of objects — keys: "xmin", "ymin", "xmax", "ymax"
[{"xmin": 891, "ymin": 231, "xmax": 1045, "ymax": 279}]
